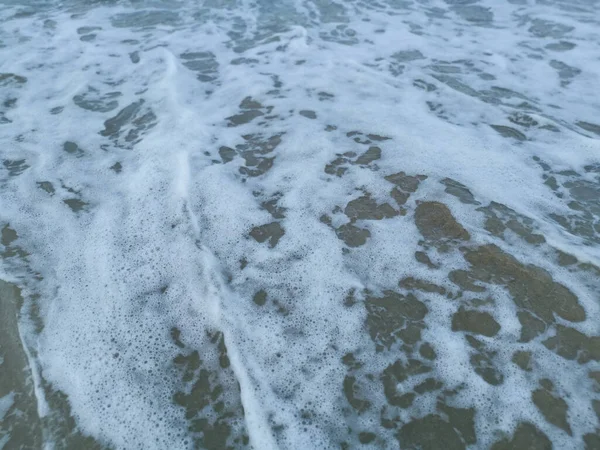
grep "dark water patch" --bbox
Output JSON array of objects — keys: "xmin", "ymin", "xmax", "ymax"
[
  {"xmin": 382, "ymin": 358, "xmax": 431, "ymax": 407},
  {"xmin": 490, "ymin": 124, "xmax": 526, "ymax": 141},
  {"xmin": 172, "ymin": 331, "xmax": 248, "ymax": 449},
  {"xmin": 491, "ymin": 422, "xmax": 551, "ymax": 449},
  {"xmin": 367, "ymin": 134, "xmax": 391, "ymax": 142},
  {"xmin": 260, "ymin": 194, "xmax": 286, "ymax": 219},
  {"xmin": 365, "ymin": 291, "xmax": 428, "ymax": 351},
  {"xmin": 354, "ymin": 146, "xmax": 381, "ymax": 165},
  {"xmin": 452, "ymin": 307, "xmax": 500, "ymax": 337},
  {"xmin": 1, "ymin": 225, "xmax": 29, "ymax": 260},
  {"xmin": 479, "ymin": 72, "xmax": 495, "ymax": 80},
  {"xmin": 542, "ymin": 325, "xmax": 600, "ymax": 363},
  {"xmin": 73, "ymin": 87, "xmax": 120, "ymax": 113},
  {"xmin": 252, "ymin": 289, "xmax": 267, "ymax": 306},
  {"xmin": 322, "ymin": 193, "xmax": 402, "ymax": 248},
  {"xmin": 249, "ymin": 222, "xmax": 284, "ymax": 248},
  {"xmin": 512, "ymin": 350, "xmax": 532, "ymax": 371},
  {"xmin": 426, "ymin": 101, "xmax": 449, "ymax": 121},
  {"xmin": 344, "ymin": 194, "xmax": 398, "ymax": 221},
  {"xmin": 41, "ymin": 380, "xmax": 108, "ymax": 450},
  {"xmin": 3, "ymin": 159, "xmax": 29, "ymax": 177},
  {"xmin": 549, "ymin": 60, "xmax": 581, "ymax": 87},
  {"xmin": 437, "ymin": 402, "xmax": 476, "ymax": 446},
  {"xmin": 358, "ymin": 431, "xmax": 375, "ymax": 444},
  {"xmin": 448, "ymin": 270, "xmax": 486, "ymax": 293},
  {"xmin": 414, "ymin": 251, "xmax": 437, "ymax": 269},
  {"xmin": 219, "ymin": 146, "xmax": 236, "ymax": 163},
  {"xmin": 414, "ymin": 377, "xmax": 443, "ymax": 394},
  {"xmin": 535, "ymin": 157, "xmax": 600, "ymax": 245},
  {"xmin": 59, "ymin": 182, "xmax": 89, "ymax": 213},
  {"xmin": 324, "ymin": 155, "xmax": 350, "ymax": 177},
  {"xmin": 341, "ymin": 353, "xmax": 371, "ymax": 414},
  {"xmin": 226, "ymin": 98, "xmax": 270, "ymax": 127},
  {"xmin": 386, "ymin": 172, "xmax": 425, "ymax": 209},
  {"xmin": 63, "ymin": 141, "xmax": 84, "ymax": 157},
  {"xmin": 345, "ymin": 133, "xmax": 368, "ymax": 145},
  {"xmin": 0, "ymin": 280, "xmax": 43, "ymax": 449},
  {"xmin": 528, "ymin": 19, "xmax": 574, "ymax": 39},
  {"xmin": 508, "ymin": 112, "xmax": 539, "ymax": 128},
  {"xmin": 63, "ymin": 198, "xmax": 89, "ymax": 213},
  {"xmin": 317, "ymin": 91, "xmax": 335, "ymax": 101},
  {"xmin": 584, "ymin": 434, "xmax": 600, "ymax": 449},
  {"xmin": 431, "ymin": 74, "xmax": 480, "ymax": 100},
  {"xmin": 429, "ymin": 64, "xmax": 462, "ymax": 74},
  {"xmin": 231, "ymin": 57, "xmax": 259, "ymax": 65},
  {"xmin": 397, "ymin": 414, "xmax": 466, "ymax": 450},
  {"xmin": 549, "ymin": 210, "xmax": 600, "ymax": 245},
  {"xmin": 111, "ymin": 10, "xmax": 181, "ymax": 28},
  {"xmin": 556, "ymin": 249, "xmax": 577, "ymax": 267},
  {"xmin": 419, "ymin": 342, "xmax": 437, "ymax": 360},
  {"xmin": 441, "ymin": 178, "xmax": 479, "ymax": 205},
  {"xmin": 1, "ymin": 92, "xmax": 18, "ymax": 124},
  {"xmin": 180, "ymin": 51, "xmax": 218, "ymax": 82},
  {"xmin": 458, "ymin": 244, "xmax": 585, "ymax": 323},
  {"xmin": 230, "ymin": 28, "xmax": 284, "ymax": 55},
  {"xmin": 299, "ymin": 110, "xmax": 316, "ymax": 119},
  {"xmin": 335, "ymin": 223, "xmax": 371, "ymax": 248},
  {"xmin": 391, "ymin": 49, "xmax": 424, "ymax": 62},
  {"xmin": 577, "ymin": 121, "xmax": 600, "ymax": 137},
  {"xmin": 414, "ymin": 202, "xmax": 470, "ymax": 242},
  {"xmin": 319, "ymin": 24, "xmax": 359, "ymax": 46},
  {"xmin": 343, "ymin": 375, "xmax": 371, "ymax": 413},
  {"xmin": 451, "ymin": 5, "xmax": 493, "ymax": 25},
  {"xmin": 414, "ymin": 79, "xmax": 437, "ymax": 91},
  {"xmin": 590, "ymin": 372, "xmax": 600, "ymax": 392},
  {"xmin": 539, "ymin": 123, "xmax": 560, "ymax": 133},
  {"xmin": 385, "ymin": 172, "xmax": 426, "ymax": 193},
  {"xmin": 37, "ymin": 181, "xmax": 55, "ymax": 195},
  {"xmin": 77, "ymin": 26, "xmax": 101, "ymax": 35},
  {"xmin": 479, "ymin": 86, "xmax": 538, "ymax": 110},
  {"xmin": 532, "ymin": 379, "xmax": 572, "ymax": 434},
  {"xmin": 466, "ymin": 335, "xmax": 504, "ymax": 385},
  {"xmin": 545, "ymin": 41, "xmax": 576, "ymax": 51},
  {"xmin": 389, "ymin": 53, "xmax": 418, "ymax": 76},
  {"xmin": 517, "ymin": 311, "xmax": 547, "ymax": 343},
  {"xmin": 479, "ymin": 201, "xmax": 546, "ymax": 245},
  {"xmin": 324, "ymin": 144, "xmax": 383, "ymax": 176},
  {"xmin": 0, "ymin": 73, "xmax": 27, "ymax": 86},
  {"xmin": 100, "ymin": 99, "xmax": 157, "ymax": 148},
  {"xmin": 399, "ymin": 277, "xmax": 447, "ymax": 296},
  {"xmin": 235, "ymin": 133, "xmax": 282, "ymax": 177},
  {"xmin": 0, "ymin": 270, "xmax": 105, "ymax": 447}
]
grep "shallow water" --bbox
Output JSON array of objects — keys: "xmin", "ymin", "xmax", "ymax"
[{"xmin": 1, "ymin": 0, "xmax": 600, "ymax": 448}]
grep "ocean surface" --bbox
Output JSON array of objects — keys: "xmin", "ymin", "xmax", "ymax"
[{"xmin": 1, "ymin": 0, "xmax": 600, "ymax": 448}]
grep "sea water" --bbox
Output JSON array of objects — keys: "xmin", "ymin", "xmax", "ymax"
[{"xmin": 0, "ymin": 0, "xmax": 599, "ymax": 448}]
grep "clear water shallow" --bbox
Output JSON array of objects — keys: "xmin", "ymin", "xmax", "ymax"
[{"xmin": 1, "ymin": 0, "xmax": 600, "ymax": 448}]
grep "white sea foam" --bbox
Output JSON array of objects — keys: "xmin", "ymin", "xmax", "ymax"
[{"xmin": 1, "ymin": 0, "xmax": 599, "ymax": 448}]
